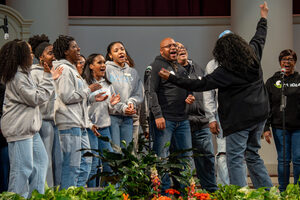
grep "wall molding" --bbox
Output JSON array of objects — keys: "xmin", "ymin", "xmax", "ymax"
[{"xmin": 69, "ymin": 15, "xmax": 300, "ymax": 27}]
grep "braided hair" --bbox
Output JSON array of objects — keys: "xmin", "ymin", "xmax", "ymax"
[{"xmin": 53, "ymin": 35, "xmax": 74, "ymax": 60}]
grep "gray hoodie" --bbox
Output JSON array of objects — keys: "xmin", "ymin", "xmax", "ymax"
[
  {"xmin": 105, "ymin": 61, "xmax": 144, "ymax": 115},
  {"xmin": 1, "ymin": 68, "xmax": 53, "ymax": 142},
  {"xmin": 88, "ymin": 78, "xmax": 115, "ymax": 128},
  {"xmin": 53, "ymin": 59, "xmax": 92, "ymax": 130},
  {"xmin": 31, "ymin": 64, "xmax": 56, "ymax": 120},
  {"xmin": 203, "ymin": 59, "xmax": 219, "ymax": 123}
]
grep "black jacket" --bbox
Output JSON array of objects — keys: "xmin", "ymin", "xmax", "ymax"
[
  {"xmin": 264, "ymin": 71, "xmax": 300, "ymax": 132},
  {"xmin": 184, "ymin": 60, "xmax": 209, "ymax": 132},
  {"xmin": 0, "ymin": 83, "xmax": 7, "ymax": 147},
  {"xmin": 168, "ymin": 18, "xmax": 269, "ymax": 136},
  {"xmin": 149, "ymin": 55, "xmax": 189, "ymax": 121}
]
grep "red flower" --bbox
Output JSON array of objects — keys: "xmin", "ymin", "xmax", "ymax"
[
  {"xmin": 165, "ymin": 188, "xmax": 180, "ymax": 195},
  {"xmin": 194, "ymin": 192, "xmax": 211, "ymax": 200}
]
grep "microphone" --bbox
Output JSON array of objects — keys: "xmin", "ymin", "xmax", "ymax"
[
  {"xmin": 145, "ymin": 66, "xmax": 152, "ymax": 77},
  {"xmin": 1, "ymin": 16, "xmax": 9, "ymax": 40},
  {"xmin": 144, "ymin": 66, "xmax": 152, "ymax": 83},
  {"xmin": 281, "ymin": 67, "xmax": 286, "ymax": 78}
]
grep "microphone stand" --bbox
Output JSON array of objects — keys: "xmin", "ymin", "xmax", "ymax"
[
  {"xmin": 280, "ymin": 73, "xmax": 287, "ymax": 189},
  {"xmin": 144, "ymin": 71, "xmax": 152, "ymax": 152}
]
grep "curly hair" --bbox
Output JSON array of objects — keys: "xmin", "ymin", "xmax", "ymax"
[
  {"xmin": 279, "ymin": 49, "xmax": 297, "ymax": 63},
  {"xmin": 105, "ymin": 41, "xmax": 125, "ymax": 61},
  {"xmin": 0, "ymin": 40, "xmax": 32, "ymax": 83},
  {"xmin": 213, "ymin": 33, "xmax": 258, "ymax": 77},
  {"xmin": 53, "ymin": 35, "xmax": 74, "ymax": 60},
  {"xmin": 28, "ymin": 34, "xmax": 49, "ymax": 54},
  {"xmin": 82, "ymin": 53, "xmax": 111, "ymax": 85},
  {"xmin": 28, "ymin": 34, "xmax": 51, "ymax": 60}
]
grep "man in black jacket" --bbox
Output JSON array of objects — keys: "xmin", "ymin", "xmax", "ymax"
[
  {"xmin": 159, "ymin": 2, "xmax": 272, "ymax": 189},
  {"xmin": 176, "ymin": 42, "xmax": 218, "ymax": 192},
  {"xmin": 148, "ymin": 37, "xmax": 195, "ymax": 192}
]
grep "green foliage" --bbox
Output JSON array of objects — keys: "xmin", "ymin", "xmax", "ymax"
[
  {"xmin": 211, "ymin": 185, "xmax": 281, "ymax": 200},
  {"xmin": 86, "ymin": 135, "xmax": 193, "ymax": 199}
]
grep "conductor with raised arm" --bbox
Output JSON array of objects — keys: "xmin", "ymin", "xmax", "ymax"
[{"xmin": 159, "ymin": 2, "xmax": 272, "ymax": 188}]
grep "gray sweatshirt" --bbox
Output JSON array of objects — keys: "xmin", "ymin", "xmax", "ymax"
[
  {"xmin": 53, "ymin": 59, "xmax": 92, "ymax": 130},
  {"xmin": 203, "ymin": 59, "xmax": 219, "ymax": 123},
  {"xmin": 105, "ymin": 61, "xmax": 144, "ymax": 115},
  {"xmin": 31, "ymin": 64, "xmax": 56, "ymax": 121},
  {"xmin": 88, "ymin": 78, "xmax": 115, "ymax": 128},
  {"xmin": 1, "ymin": 68, "xmax": 53, "ymax": 142}
]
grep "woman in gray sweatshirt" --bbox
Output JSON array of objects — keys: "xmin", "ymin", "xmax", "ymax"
[
  {"xmin": 105, "ymin": 41, "xmax": 144, "ymax": 149},
  {"xmin": 0, "ymin": 40, "xmax": 54, "ymax": 198},
  {"xmin": 82, "ymin": 53, "xmax": 120, "ymax": 187},
  {"xmin": 52, "ymin": 35, "xmax": 101, "ymax": 189},
  {"xmin": 28, "ymin": 34, "xmax": 62, "ymax": 187}
]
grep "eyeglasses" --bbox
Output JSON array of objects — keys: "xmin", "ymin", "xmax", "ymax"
[
  {"xmin": 178, "ymin": 46, "xmax": 187, "ymax": 50},
  {"xmin": 281, "ymin": 58, "xmax": 295, "ymax": 62},
  {"xmin": 161, "ymin": 43, "xmax": 178, "ymax": 49}
]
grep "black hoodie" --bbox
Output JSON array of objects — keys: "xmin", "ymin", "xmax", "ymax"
[
  {"xmin": 264, "ymin": 71, "xmax": 300, "ymax": 132},
  {"xmin": 168, "ymin": 18, "xmax": 268, "ymax": 136}
]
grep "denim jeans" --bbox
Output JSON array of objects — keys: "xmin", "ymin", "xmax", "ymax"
[
  {"xmin": 192, "ymin": 128, "xmax": 218, "ymax": 192},
  {"xmin": 77, "ymin": 129, "xmax": 92, "ymax": 187},
  {"xmin": 109, "ymin": 115, "xmax": 133, "ymax": 148},
  {"xmin": 215, "ymin": 115, "xmax": 229, "ymax": 185},
  {"xmin": 152, "ymin": 119, "xmax": 192, "ymax": 193},
  {"xmin": 87, "ymin": 127, "xmax": 113, "ymax": 187},
  {"xmin": 272, "ymin": 128, "xmax": 300, "ymax": 191},
  {"xmin": 39, "ymin": 120, "xmax": 62, "ymax": 187},
  {"xmin": 226, "ymin": 120, "xmax": 272, "ymax": 188},
  {"xmin": 8, "ymin": 133, "xmax": 48, "ymax": 198},
  {"xmin": 60, "ymin": 127, "xmax": 89, "ymax": 189},
  {"xmin": 52, "ymin": 124, "xmax": 62, "ymax": 186},
  {"xmin": 0, "ymin": 145, "xmax": 9, "ymax": 192}
]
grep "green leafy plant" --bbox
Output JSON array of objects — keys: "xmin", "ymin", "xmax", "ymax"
[{"xmin": 83, "ymin": 135, "xmax": 193, "ymax": 199}]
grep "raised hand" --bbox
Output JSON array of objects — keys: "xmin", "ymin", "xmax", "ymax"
[
  {"xmin": 51, "ymin": 66, "xmax": 64, "ymax": 80},
  {"xmin": 42, "ymin": 60, "xmax": 51, "ymax": 73},
  {"xmin": 89, "ymin": 83, "xmax": 102, "ymax": 92},
  {"xmin": 260, "ymin": 1, "xmax": 268, "ymax": 19},
  {"xmin": 110, "ymin": 93, "xmax": 120, "ymax": 105},
  {"xmin": 158, "ymin": 68, "xmax": 171, "ymax": 80},
  {"xmin": 95, "ymin": 92, "xmax": 108, "ymax": 102}
]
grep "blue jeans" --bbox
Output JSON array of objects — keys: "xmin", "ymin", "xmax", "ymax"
[
  {"xmin": 272, "ymin": 128, "xmax": 300, "ymax": 191},
  {"xmin": 109, "ymin": 115, "xmax": 133, "ymax": 148},
  {"xmin": 52, "ymin": 124, "xmax": 62, "ymax": 186},
  {"xmin": 152, "ymin": 119, "xmax": 192, "ymax": 193},
  {"xmin": 0, "ymin": 145, "xmax": 9, "ymax": 192},
  {"xmin": 87, "ymin": 127, "xmax": 113, "ymax": 187},
  {"xmin": 192, "ymin": 128, "xmax": 218, "ymax": 192},
  {"xmin": 226, "ymin": 120, "xmax": 272, "ymax": 188},
  {"xmin": 39, "ymin": 120, "xmax": 62, "ymax": 187},
  {"xmin": 215, "ymin": 115, "xmax": 230, "ymax": 185},
  {"xmin": 77, "ymin": 129, "xmax": 92, "ymax": 187},
  {"xmin": 8, "ymin": 133, "xmax": 48, "ymax": 198},
  {"xmin": 59, "ymin": 127, "xmax": 90, "ymax": 189}
]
